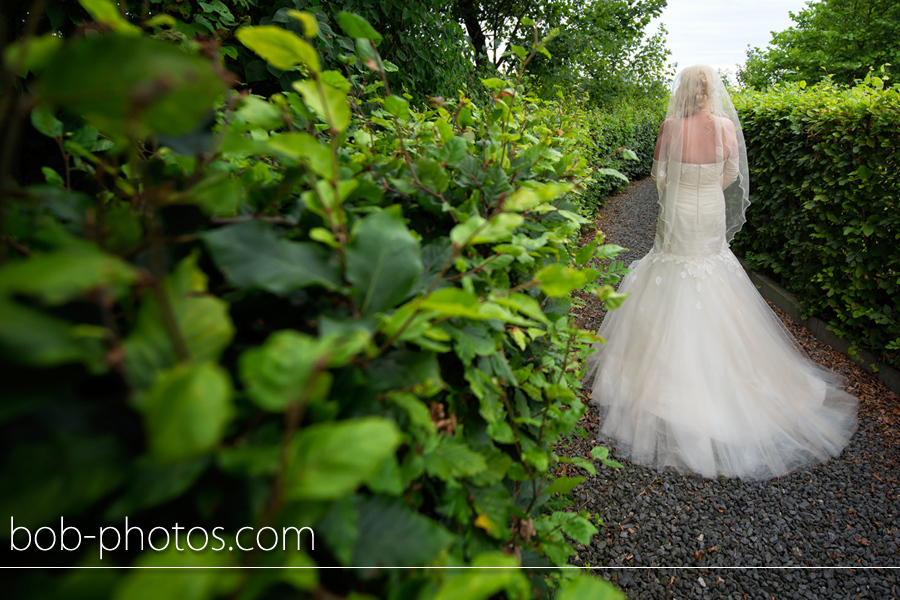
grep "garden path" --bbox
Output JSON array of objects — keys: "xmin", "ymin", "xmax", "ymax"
[{"xmin": 562, "ymin": 178, "xmax": 900, "ymax": 599}]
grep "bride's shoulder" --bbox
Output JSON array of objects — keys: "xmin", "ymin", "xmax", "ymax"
[
  {"xmin": 714, "ymin": 115, "xmax": 736, "ymax": 131},
  {"xmin": 659, "ymin": 117, "xmax": 679, "ymax": 133}
]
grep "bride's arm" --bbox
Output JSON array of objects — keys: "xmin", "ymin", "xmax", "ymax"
[
  {"xmin": 719, "ymin": 119, "xmax": 740, "ymax": 188},
  {"xmin": 722, "ymin": 157, "xmax": 740, "ymax": 189}
]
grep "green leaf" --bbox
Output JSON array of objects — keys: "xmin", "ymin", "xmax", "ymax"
[
  {"xmin": 319, "ymin": 69, "xmax": 351, "ymax": 93},
  {"xmin": 558, "ymin": 209, "xmax": 591, "ymax": 224},
  {"xmin": 293, "ymin": 79, "xmax": 350, "ymax": 132},
  {"xmin": 434, "ymin": 552, "xmax": 522, "ymax": 600},
  {"xmin": 481, "ymin": 78, "xmax": 507, "ymax": 89},
  {"xmin": 598, "ymin": 167, "xmax": 629, "ymax": 182},
  {"xmin": 439, "ymin": 136, "xmax": 468, "ymax": 166},
  {"xmin": 458, "ymin": 106, "xmax": 475, "ymax": 128},
  {"xmin": 79, "ymin": 0, "xmax": 142, "ymax": 36},
  {"xmin": 355, "ymin": 37, "xmax": 383, "ymax": 72},
  {"xmin": 112, "ymin": 543, "xmax": 234, "ymax": 597},
  {"xmin": 416, "ymin": 159, "xmax": 450, "ymax": 193},
  {"xmin": 0, "ymin": 298, "xmax": 105, "ymax": 371},
  {"xmin": 364, "ymin": 454, "xmax": 404, "ymax": 495},
  {"xmin": 239, "ymin": 330, "xmax": 330, "ymax": 412},
  {"xmin": 352, "ymin": 495, "xmax": 454, "ymax": 568},
  {"xmin": 4, "ymin": 34, "xmax": 63, "ymax": 77},
  {"xmin": 591, "ymin": 446, "xmax": 610, "ymax": 461},
  {"xmin": 234, "ymin": 95, "xmax": 284, "ymax": 129},
  {"xmin": 0, "ymin": 247, "xmax": 136, "ymax": 304},
  {"xmin": 336, "ymin": 12, "xmax": 383, "ymax": 43},
  {"xmin": 602, "ymin": 289, "xmax": 629, "ymax": 310},
  {"xmin": 523, "ymin": 446, "xmax": 549, "ymax": 471},
  {"xmin": 287, "ymin": 10, "xmax": 319, "ymax": 39},
  {"xmin": 419, "ymin": 288, "xmax": 484, "ymax": 319},
  {"xmin": 492, "ymin": 292, "xmax": 551, "ymax": 325},
  {"xmin": 435, "ymin": 118, "xmax": 454, "ymax": 143},
  {"xmin": 450, "ymin": 213, "xmax": 524, "ymax": 246},
  {"xmin": 595, "ymin": 244, "xmax": 626, "ymax": 259},
  {"xmin": 558, "ymin": 455, "xmax": 597, "ymax": 476},
  {"xmin": 138, "ymin": 362, "xmax": 234, "ymax": 463},
  {"xmin": 284, "ymin": 417, "xmax": 402, "ymax": 500},
  {"xmin": 266, "ymin": 132, "xmax": 334, "ymax": 178},
  {"xmin": 510, "ymin": 326, "xmax": 527, "ymax": 350},
  {"xmin": 504, "ymin": 188, "xmax": 540, "ymax": 212},
  {"xmin": 556, "ymin": 574, "xmax": 625, "ymax": 600},
  {"xmin": 236, "ymin": 25, "xmax": 320, "ymax": 73},
  {"xmin": 387, "ymin": 392, "xmax": 437, "ymax": 437},
  {"xmin": 575, "ymin": 240, "xmax": 598, "ymax": 265},
  {"xmin": 346, "ymin": 208, "xmax": 424, "ymax": 315},
  {"xmin": 145, "ymin": 14, "xmax": 177, "ymax": 28},
  {"xmin": 38, "ymin": 36, "xmax": 225, "ymax": 140},
  {"xmin": 468, "ymin": 449, "xmax": 512, "ymax": 486},
  {"xmin": 282, "ymin": 550, "xmax": 318, "ymax": 589},
  {"xmin": 534, "ymin": 264, "xmax": 598, "ymax": 296},
  {"xmin": 543, "ymin": 476, "xmax": 585, "ymax": 496},
  {"xmin": 31, "ymin": 106, "xmax": 63, "ymax": 138},
  {"xmin": 383, "ymin": 95, "xmax": 409, "ymax": 120},
  {"xmin": 122, "ymin": 253, "xmax": 235, "ymax": 390},
  {"xmin": 424, "ymin": 438, "xmax": 487, "ymax": 480},
  {"xmin": 179, "ymin": 174, "xmax": 244, "ymax": 217},
  {"xmin": 364, "ymin": 348, "xmax": 444, "ymax": 397},
  {"xmin": 510, "ymin": 45, "xmax": 528, "ymax": 60},
  {"xmin": 41, "ymin": 166, "xmax": 64, "ymax": 187},
  {"xmin": 202, "ymin": 220, "xmax": 341, "ymax": 294}
]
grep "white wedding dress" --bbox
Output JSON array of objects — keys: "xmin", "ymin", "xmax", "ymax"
[{"xmin": 582, "ymin": 161, "xmax": 858, "ymax": 479}]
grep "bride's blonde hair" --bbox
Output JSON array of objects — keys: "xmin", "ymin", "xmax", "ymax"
[{"xmin": 672, "ymin": 65, "xmax": 717, "ymax": 116}]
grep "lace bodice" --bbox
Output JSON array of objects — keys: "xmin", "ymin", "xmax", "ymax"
[{"xmin": 669, "ymin": 161, "xmax": 723, "ymax": 187}]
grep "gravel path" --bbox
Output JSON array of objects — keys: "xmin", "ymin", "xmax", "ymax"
[{"xmin": 563, "ymin": 178, "xmax": 900, "ymax": 598}]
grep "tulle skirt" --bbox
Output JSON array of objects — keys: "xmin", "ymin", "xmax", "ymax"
[{"xmin": 582, "ymin": 244, "xmax": 858, "ymax": 480}]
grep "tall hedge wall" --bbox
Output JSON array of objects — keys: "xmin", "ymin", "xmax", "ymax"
[
  {"xmin": 732, "ymin": 76, "xmax": 900, "ymax": 365},
  {"xmin": 566, "ymin": 96, "xmax": 667, "ymax": 214}
]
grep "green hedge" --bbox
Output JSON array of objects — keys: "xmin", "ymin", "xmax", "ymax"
[
  {"xmin": 732, "ymin": 75, "xmax": 900, "ymax": 365},
  {"xmin": 564, "ymin": 95, "xmax": 667, "ymax": 214},
  {"xmin": 0, "ymin": 2, "xmax": 630, "ymax": 598}
]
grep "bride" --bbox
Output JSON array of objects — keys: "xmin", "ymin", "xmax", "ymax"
[{"xmin": 581, "ymin": 65, "xmax": 858, "ymax": 480}]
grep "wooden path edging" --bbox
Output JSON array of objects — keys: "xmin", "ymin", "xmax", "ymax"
[{"xmin": 740, "ymin": 261, "xmax": 900, "ymax": 396}]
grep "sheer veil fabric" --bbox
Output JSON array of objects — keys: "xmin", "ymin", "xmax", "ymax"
[
  {"xmin": 582, "ymin": 65, "xmax": 858, "ymax": 480},
  {"xmin": 652, "ymin": 66, "xmax": 750, "ymax": 251}
]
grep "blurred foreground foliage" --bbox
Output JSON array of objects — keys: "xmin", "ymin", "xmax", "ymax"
[{"xmin": 0, "ymin": 0, "xmax": 638, "ymax": 597}]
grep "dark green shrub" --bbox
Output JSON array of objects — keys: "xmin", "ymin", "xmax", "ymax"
[
  {"xmin": 563, "ymin": 95, "xmax": 667, "ymax": 215},
  {"xmin": 733, "ymin": 73, "xmax": 900, "ymax": 365},
  {"xmin": 0, "ymin": 2, "xmax": 629, "ymax": 597}
]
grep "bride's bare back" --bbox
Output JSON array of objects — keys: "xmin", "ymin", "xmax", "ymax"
[{"xmin": 654, "ymin": 113, "xmax": 738, "ymax": 165}]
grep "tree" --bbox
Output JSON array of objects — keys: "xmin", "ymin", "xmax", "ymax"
[
  {"xmin": 522, "ymin": 0, "xmax": 670, "ymax": 105},
  {"xmin": 738, "ymin": 0, "xmax": 900, "ymax": 89}
]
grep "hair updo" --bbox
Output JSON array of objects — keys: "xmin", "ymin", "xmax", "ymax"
[{"xmin": 672, "ymin": 65, "xmax": 718, "ymax": 117}]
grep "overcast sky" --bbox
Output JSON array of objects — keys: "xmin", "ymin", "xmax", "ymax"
[{"xmin": 650, "ymin": 0, "xmax": 812, "ymax": 79}]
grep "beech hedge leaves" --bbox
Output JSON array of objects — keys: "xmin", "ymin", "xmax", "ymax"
[
  {"xmin": 1, "ymin": 1, "xmax": 636, "ymax": 598},
  {"xmin": 733, "ymin": 73, "xmax": 900, "ymax": 366}
]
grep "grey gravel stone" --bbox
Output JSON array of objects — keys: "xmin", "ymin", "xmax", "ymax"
[{"xmin": 563, "ymin": 178, "xmax": 900, "ymax": 598}]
